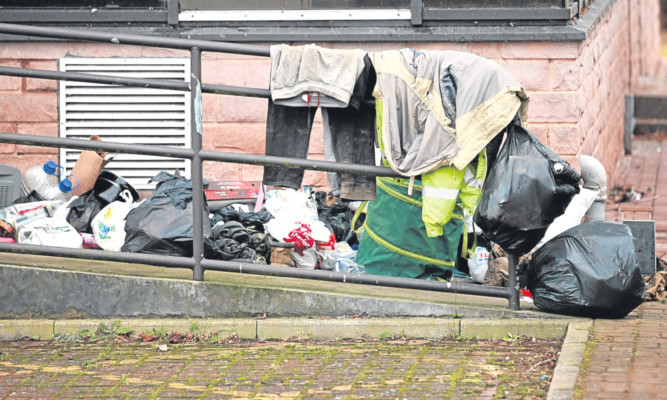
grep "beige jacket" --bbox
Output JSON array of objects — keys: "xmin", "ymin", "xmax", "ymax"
[{"xmin": 370, "ymin": 49, "xmax": 529, "ymax": 175}]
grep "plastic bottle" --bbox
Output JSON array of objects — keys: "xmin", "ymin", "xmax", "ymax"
[
  {"xmin": 22, "ymin": 161, "xmax": 72, "ymax": 201},
  {"xmin": 334, "ymin": 258, "xmax": 366, "ymax": 274},
  {"xmin": 468, "ymin": 246, "xmax": 490, "ymax": 283}
]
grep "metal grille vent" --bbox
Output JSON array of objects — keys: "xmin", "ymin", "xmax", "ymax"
[{"xmin": 59, "ymin": 58, "xmax": 191, "ymax": 190}]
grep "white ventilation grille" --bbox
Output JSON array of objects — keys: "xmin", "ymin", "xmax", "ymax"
[{"xmin": 59, "ymin": 58, "xmax": 191, "ymax": 190}]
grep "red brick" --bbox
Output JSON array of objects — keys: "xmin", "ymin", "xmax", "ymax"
[
  {"xmin": 501, "ymin": 41, "xmax": 581, "ymax": 60},
  {"xmin": 16, "ymin": 123, "xmax": 59, "ymax": 155},
  {"xmin": 552, "ymin": 60, "xmax": 584, "ymax": 91},
  {"xmin": 0, "ymin": 123, "xmax": 16, "ymax": 154},
  {"xmin": 218, "ymin": 96, "xmax": 267, "ymax": 123},
  {"xmin": 241, "ymin": 163, "xmax": 264, "ymax": 181},
  {"xmin": 527, "ymin": 92, "xmax": 581, "ymax": 123},
  {"xmin": 245, "ymin": 59, "xmax": 272, "ymax": 90},
  {"xmin": 308, "ymin": 124, "xmax": 325, "ymax": 156},
  {"xmin": 202, "ymin": 160, "xmax": 241, "ymax": 182},
  {"xmin": 303, "ymin": 169, "xmax": 329, "ymax": 190},
  {"xmin": 0, "ymin": 154, "xmax": 57, "ymax": 175},
  {"xmin": 202, "ymin": 93, "xmax": 218, "ymax": 123},
  {"xmin": 0, "ymin": 42, "xmax": 70, "ymax": 60},
  {"xmin": 499, "ymin": 60, "xmax": 550, "ymax": 91},
  {"xmin": 0, "ymin": 142, "xmax": 16, "ymax": 154},
  {"xmin": 202, "ymin": 60, "xmax": 246, "ymax": 86},
  {"xmin": 203, "ymin": 123, "xmax": 266, "ymax": 153},
  {"xmin": 25, "ymin": 61, "xmax": 58, "ymax": 91},
  {"xmin": 202, "ymin": 123, "xmax": 222, "ymax": 151},
  {"xmin": 0, "ymin": 93, "xmax": 57, "ymax": 122},
  {"xmin": 562, "ymin": 155, "xmax": 580, "ymax": 173},
  {"xmin": 580, "ymin": 45, "xmax": 595, "ymax": 74},
  {"xmin": 0, "ymin": 60, "xmax": 21, "ymax": 91},
  {"xmin": 464, "ymin": 43, "xmax": 502, "ymax": 60},
  {"xmin": 577, "ymin": 113, "xmax": 594, "ymax": 143},
  {"xmin": 525, "ymin": 124, "xmax": 549, "ymax": 145},
  {"xmin": 549, "ymin": 124, "xmax": 580, "ymax": 156}
]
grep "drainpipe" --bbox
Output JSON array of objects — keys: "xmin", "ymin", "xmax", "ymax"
[{"xmin": 579, "ymin": 155, "xmax": 607, "ymax": 221}]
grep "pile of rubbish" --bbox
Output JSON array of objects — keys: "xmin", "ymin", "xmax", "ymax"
[
  {"xmin": 0, "ymin": 159, "xmax": 366, "ymax": 274},
  {"xmin": 1, "ymin": 46, "xmax": 651, "ymax": 319}
]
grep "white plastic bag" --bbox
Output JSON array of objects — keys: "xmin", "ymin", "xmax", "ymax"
[
  {"xmin": 92, "ymin": 201, "xmax": 139, "ymax": 251},
  {"xmin": 17, "ymin": 217, "xmax": 83, "ymax": 249},
  {"xmin": 266, "ymin": 219, "xmax": 332, "ymax": 244},
  {"xmin": 468, "ymin": 246, "xmax": 490, "ymax": 283},
  {"xmin": 537, "ymin": 187, "xmax": 598, "ymax": 248},
  {"xmin": 290, "ymin": 247, "xmax": 321, "ymax": 269},
  {"xmin": 320, "ymin": 241, "xmax": 357, "ymax": 270},
  {"xmin": 263, "ymin": 188, "xmax": 318, "ymax": 221}
]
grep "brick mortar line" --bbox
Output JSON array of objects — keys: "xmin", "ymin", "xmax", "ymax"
[{"xmin": 546, "ymin": 320, "xmax": 593, "ymax": 400}]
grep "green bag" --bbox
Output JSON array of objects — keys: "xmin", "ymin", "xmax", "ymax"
[{"xmin": 356, "ymin": 177, "xmax": 465, "ymax": 280}]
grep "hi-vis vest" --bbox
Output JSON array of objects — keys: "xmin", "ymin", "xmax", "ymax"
[
  {"xmin": 376, "ymin": 98, "xmax": 487, "ymax": 237},
  {"xmin": 422, "ymin": 151, "xmax": 487, "ymax": 237}
]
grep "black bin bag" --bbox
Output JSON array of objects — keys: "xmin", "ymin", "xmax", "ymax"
[
  {"xmin": 121, "ymin": 172, "xmax": 213, "ymax": 257},
  {"xmin": 527, "ymin": 221, "xmax": 645, "ymax": 318},
  {"xmin": 474, "ymin": 121, "xmax": 581, "ymax": 255}
]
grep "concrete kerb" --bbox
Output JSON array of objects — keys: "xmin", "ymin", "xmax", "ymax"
[
  {"xmin": 0, "ymin": 316, "xmax": 577, "ymax": 342},
  {"xmin": 546, "ymin": 319, "xmax": 593, "ymax": 400}
]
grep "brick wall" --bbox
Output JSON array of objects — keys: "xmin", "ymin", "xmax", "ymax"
[{"xmin": 0, "ymin": 0, "xmax": 660, "ymax": 192}]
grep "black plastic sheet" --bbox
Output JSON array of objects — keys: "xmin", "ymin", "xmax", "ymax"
[
  {"xmin": 210, "ymin": 206, "xmax": 272, "ymax": 231},
  {"xmin": 10, "ymin": 190, "xmax": 45, "ymax": 205},
  {"xmin": 527, "ymin": 221, "xmax": 645, "ymax": 318},
  {"xmin": 474, "ymin": 121, "xmax": 580, "ymax": 255},
  {"xmin": 121, "ymin": 172, "xmax": 214, "ymax": 257},
  {"xmin": 315, "ymin": 191, "xmax": 353, "ymax": 242},
  {"xmin": 66, "ymin": 191, "xmax": 108, "ymax": 234}
]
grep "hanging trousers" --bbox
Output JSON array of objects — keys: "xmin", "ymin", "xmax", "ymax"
[{"xmin": 263, "ymin": 55, "xmax": 377, "ymax": 200}]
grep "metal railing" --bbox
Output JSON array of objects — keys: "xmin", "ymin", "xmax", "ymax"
[{"xmin": 0, "ymin": 22, "xmax": 520, "ymax": 310}]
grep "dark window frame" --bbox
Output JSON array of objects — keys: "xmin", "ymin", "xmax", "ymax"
[
  {"xmin": 0, "ymin": 0, "xmax": 608, "ymax": 43},
  {"xmin": 0, "ymin": 0, "xmax": 582, "ymax": 25}
]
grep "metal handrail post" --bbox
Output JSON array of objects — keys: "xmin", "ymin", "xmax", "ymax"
[
  {"xmin": 190, "ymin": 47, "xmax": 205, "ymax": 281},
  {"xmin": 508, "ymin": 253, "xmax": 520, "ymax": 310}
]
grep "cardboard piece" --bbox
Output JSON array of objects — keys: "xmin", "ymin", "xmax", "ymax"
[{"xmin": 68, "ymin": 135, "xmax": 108, "ymax": 196}]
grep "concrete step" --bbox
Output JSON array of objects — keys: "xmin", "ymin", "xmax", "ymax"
[{"xmin": 0, "ymin": 252, "xmax": 554, "ymax": 321}]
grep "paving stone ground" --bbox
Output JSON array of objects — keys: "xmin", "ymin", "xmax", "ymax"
[
  {"xmin": 575, "ymin": 132, "xmax": 667, "ymax": 399},
  {"xmin": 0, "ymin": 336, "xmax": 560, "ymax": 399},
  {"xmin": 574, "ymin": 302, "xmax": 667, "ymax": 400}
]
